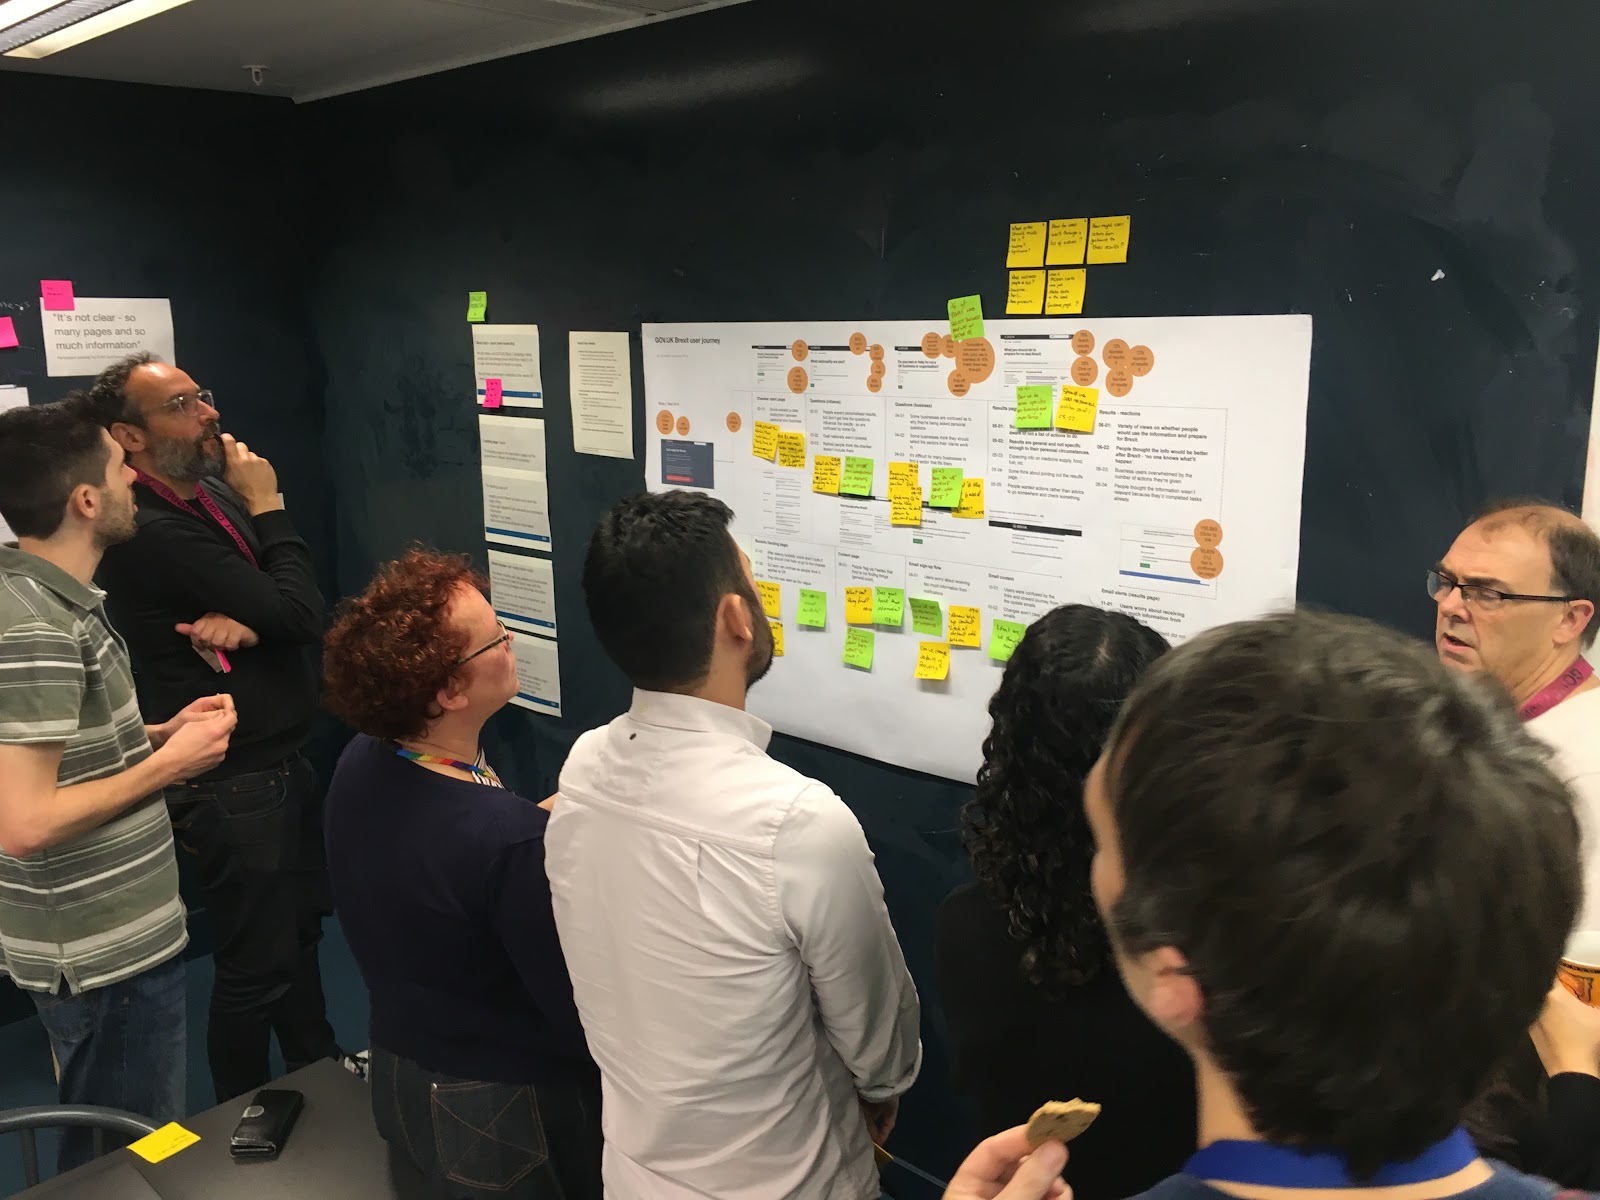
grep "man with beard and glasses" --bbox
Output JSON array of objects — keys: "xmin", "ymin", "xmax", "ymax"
[
  {"xmin": 0, "ymin": 402, "xmax": 235, "ymax": 1172},
  {"xmin": 79, "ymin": 354, "xmax": 347, "ymax": 1105},
  {"xmin": 546, "ymin": 490, "xmax": 921, "ymax": 1200}
]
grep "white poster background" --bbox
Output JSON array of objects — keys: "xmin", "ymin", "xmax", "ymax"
[
  {"xmin": 473, "ymin": 324, "xmax": 542, "ymax": 409},
  {"xmin": 643, "ymin": 316, "xmax": 1312, "ymax": 782},
  {"xmin": 509, "ymin": 631, "xmax": 561, "ymax": 715},
  {"xmin": 42, "ymin": 298, "xmax": 174, "ymax": 377},
  {"xmin": 569, "ymin": 331, "xmax": 635, "ymax": 459}
]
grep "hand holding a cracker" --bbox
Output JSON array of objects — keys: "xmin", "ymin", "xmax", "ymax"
[{"xmin": 943, "ymin": 1125, "xmax": 1069, "ymax": 1200}]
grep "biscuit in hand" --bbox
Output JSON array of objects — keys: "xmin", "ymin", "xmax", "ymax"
[{"xmin": 1025, "ymin": 1099, "xmax": 1102, "ymax": 1148}]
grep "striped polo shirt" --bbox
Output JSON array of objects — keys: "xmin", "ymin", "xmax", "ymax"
[{"xmin": 0, "ymin": 546, "xmax": 186, "ymax": 994}]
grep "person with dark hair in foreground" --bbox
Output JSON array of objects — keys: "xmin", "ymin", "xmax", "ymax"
[
  {"xmin": 547, "ymin": 490, "xmax": 920, "ymax": 1200},
  {"xmin": 0, "ymin": 402, "xmax": 235, "ymax": 1172},
  {"xmin": 936, "ymin": 605, "xmax": 1194, "ymax": 1199},
  {"xmin": 942, "ymin": 610, "xmax": 1585, "ymax": 1200},
  {"xmin": 321, "ymin": 548, "xmax": 600, "ymax": 1200}
]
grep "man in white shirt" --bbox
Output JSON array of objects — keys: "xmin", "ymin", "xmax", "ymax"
[
  {"xmin": 1432, "ymin": 500, "xmax": 1600, "ymax": 923},
  {"xmin": 548, "ymin": 489, "xmax": 922, "ymax": 1200}
]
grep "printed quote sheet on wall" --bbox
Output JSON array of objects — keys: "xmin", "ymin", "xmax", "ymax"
[{"xmin": 643, "ymin": 316, "xmax": 1312, "ymax": 782}]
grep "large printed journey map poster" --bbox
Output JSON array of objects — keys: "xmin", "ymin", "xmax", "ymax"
[{"xmin": 643, "ymin": 316, "xmax": 1312, "ymax": 782}]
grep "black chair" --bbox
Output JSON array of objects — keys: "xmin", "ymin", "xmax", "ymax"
[{"xmin": 0, "ymin": 1105, "xmax": 160, "ymax": 1189}]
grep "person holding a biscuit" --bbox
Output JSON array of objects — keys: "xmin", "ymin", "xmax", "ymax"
[{"xmin": 944, "ymin": 611, "xmax": 1584, "ymax": 1200}]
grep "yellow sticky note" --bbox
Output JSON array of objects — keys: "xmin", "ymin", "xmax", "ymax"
[
  {"xmin": 751, "ymin": 421, "xmax": 778, "ymax": 460},
  {"xmin": 1055, "ymin": 385, "xmax": 1100, "ymax": 433},
  {"xmin": 845, "ymin": 586, "xmax": 874, "ymax": 625},
  {"xmin": 776, "ymin": 430, "xmax": 806, "ymax": 468},
  {"xmin": 1006, "ymin": 221, "xmax": 1047, "ymax": 268},
  {"xmin": 128, "ymin": 1123, "xmax": 201, "ymax": 1164},
  {"xmin": 1087, "ymin": 215, "xmax": 1131, "ymax": 264},
  {"xmin": 948, "ymin": 605, "xmax": 981, "ymax": 648},
  {"xmin": 1007, "ymin": 270, "xmax": 1045, "ymax": 315},
  {"xmin": 954, "ymin": 478, "xmax": 986, "ymax": 519},
  {"xmin": 888, "ymin": 461, "xmax": 919, "ymax": 493},
  {"xmin": 915, "ymin": 641, "xmax": 951, "ymax": 681},
  {"xmin": 770, "ymin": 620, "xmax": 784, "ymax": 657},
  {"xmin": 812, "ymin": 454, "xmax": 841, "ymax": 494},
  {"xmin": 1045, "ymin": 269, "xmax": 1086, "ymax": 315},
  {"xmin": 891, "ymin": 487, "xmax": 922, "ymax": 526},
  {"xmin": 757, "ymin": 580, "xmax": 781, "ymax": 619},
  {"xmin": 1046, "ymin": 218, "xmax": 1088, "ymax": 265}
]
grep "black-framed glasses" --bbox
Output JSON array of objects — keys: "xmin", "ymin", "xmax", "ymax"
[
  {"xmin": 142, "ymin": 389, "xmax": 215, "ymax": 419},
  {"xmin": 459, "ymin": 620, "xmax": 511, "ymax": 665},
  {"xmin": 1427, "ymin": 568, "xmax": 1577, "ymax": 612}
]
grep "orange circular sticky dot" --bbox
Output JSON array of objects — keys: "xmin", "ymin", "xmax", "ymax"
[
  {"xmin": 655, "ymin": 410, "xmax": 674, "ymax": 435},
  {"xmin": 870, "ymin": 359, "xmax": 886, "ymax": 378},
  {"xmin": 1071, "ymin": 356, "xmax": 1098, "ymax": 386},
  {"xmin": 791, "ymin": 339, "xmax": 809, "ymax": 362},
  {"xmin": 870, "ymin": 343, "xmax": 885, "ymax": 361},
  {"xmin": 920, "ymin": 333, "xmax": 942, "ymax": 358},
  {"xmin": 1130, "ymin": 345, "xmax": 1156, "ymax": 376},
  {"xmin": 1102, "ymin": 339, "xmax": 1130, "ymax": 369},
  {"xmin": 1072, "ymin": 329, "xmax": 1095, "ymax": 356},
  {"xmin": 866, "ymin": 374, "xmax": 883, "ymax": 393},
  {"xmin": 1194, "ymin": 519, "xmax": 1223, "ymax": 548},
  {"xmin": 675, "ymin": 416, "xmax": 690, "ymax": 436},
  {"xmin": 941, "ymin": 335, "xmax": 957, "ymax": 358},
  {"xmin": 1106, "ymin": 369, "xmax": 1133, "ymax": 397},
  {"xmin": 849, "ymin": 332, "xmax": 867, "ymax": 355},
  {"xmin": 725, "ymin": 412, "xmax": 742, "ymax": 433},
  {"xmin": 947, "ymin": 370, "xmax": 971, "ymax": 397},
  {"xmin": 956, "ymin": 337, "xmax": 995, "ymax": 384},
  {"xmin": 1191, "ymin": 547, "xmax": 1224, "ymax": 579},
  {"xmin": 787, "ymin": 366, "xmax": 808, "ymax": 394}
]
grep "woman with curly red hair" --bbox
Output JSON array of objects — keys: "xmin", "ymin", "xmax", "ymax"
[{"xmin": 321, "ymin": 548, "xmax": 600, "ymax": 1200}]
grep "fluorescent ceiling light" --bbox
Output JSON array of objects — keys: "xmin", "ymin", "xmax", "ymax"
[
  {"xmin": 2, "ymin": 0, "xmax": 195, "ymax": 58},
  {"xmin": 0, "ymin": 0, "xmax": 73, "ymax": 36}
]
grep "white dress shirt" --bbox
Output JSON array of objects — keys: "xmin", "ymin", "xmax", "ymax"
[
  {"xmin": 1528, "ymin": 685, "xmax": 1600, "ymax": 928},
  {"xmin": 547, "ymin": 690, "xmax": 922, "ymax": 1200}
]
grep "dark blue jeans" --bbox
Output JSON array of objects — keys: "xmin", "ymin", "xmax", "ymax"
[
  {"xmin": 167, "ymin": 753, "xmax": 338, "ymax": 1102},
  {"xmin": 30, "ymin": 952, "xmax": 187, "ymax": 1174}
]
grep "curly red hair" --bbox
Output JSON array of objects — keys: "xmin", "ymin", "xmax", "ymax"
[{"xmin": 323, "ymin": 548, "xmax": 488, "ymax": 741}]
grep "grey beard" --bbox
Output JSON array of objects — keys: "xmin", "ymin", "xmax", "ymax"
[{"xmin": 152, "ymin": 438, "xmax": 222, "ymax": 483}]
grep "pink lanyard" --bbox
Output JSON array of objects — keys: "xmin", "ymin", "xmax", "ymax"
[
  {"xmin": 1520, "ymin": 658, "xmax": 1594, "ymax": 721},
  {"xmin": 133, "ymin": 469, "xmax": 259, "ymax": 569}
]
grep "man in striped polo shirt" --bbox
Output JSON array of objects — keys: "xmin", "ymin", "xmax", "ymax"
[{"xmin": 0, "ymin": 401, "xmax": 237, "ymax": 1172}]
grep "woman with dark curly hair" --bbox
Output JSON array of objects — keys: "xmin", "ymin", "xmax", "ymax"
[
  {"xmin": 935, "ymin": 604, "xmax": 1194, "ymax": 1200},
  {"xmin": 321, "ymin": 548, "xmax": 601, "ymax": 1200}
]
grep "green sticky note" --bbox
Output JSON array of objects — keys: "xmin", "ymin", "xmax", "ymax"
[
  {"xmin": 467, "ymin": 291, "xmax": 488, "ymax": 322},
  {"xmin": 872, "ymin": 586, "xmax": 905, "ymax": 626},
  {"xmin": 948, "ymin": 294, "xmax": 984, "ymax": 341},
  {"xmin": 1015, "ymin": 385, "xmax": 1053, "ymax": 428},
  {"xmin": 929, "ymin": 467, "xmax": 964, "ymax": 508},
  {"xmin": 989, "ymin": 618, "xmax": 1026, "ymax": 663},
  {"xmin": 843, "ymin": 628, "xmax": 876, "ymax": 670},
  {"xmin": 796, "ymin": 588, "xmax": 827, "ymax": 629},
  {"xmin": 910, "ymin": 597, "xmax": 943, "ymax": 637},
  {"xmin": 840, "ymin": 456, "xmax": 874, "ymax": 497}
]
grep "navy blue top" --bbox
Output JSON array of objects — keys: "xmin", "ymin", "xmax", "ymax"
[{"xmin": 324, "ymin": 733, "xmax": 595, "ymax": 1085}]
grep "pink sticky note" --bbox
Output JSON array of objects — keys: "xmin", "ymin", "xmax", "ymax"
[
  {"xmin": 40, "ymin": 280, "xmax": 75, "ymax": 311},
  {"xmin": 0, "ymin": 317, "xmax": 16, "ymax": 350},
  {"xmin": 483, "ymin": 377, "xmax": 503, "ymax": 408}
]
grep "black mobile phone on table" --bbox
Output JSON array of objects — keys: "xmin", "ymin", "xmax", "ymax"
[{"xmin": 230, "ymin": 1088, "xmax": 304, "ymax": 1162}]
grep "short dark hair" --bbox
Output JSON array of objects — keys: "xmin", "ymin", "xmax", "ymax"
[
  {"xmin": 0, "ymin": 400, "xmax": 114, "ymax": 539},
  {"xmin": 964, "ymin": 605, "xmax": 1169, "ymax": 990},
  {"xmin": 583, "ymin": 490, "xmax": 751, "ymax": 691},
  {"xmin": 79, "ymin": 352, "xmax": 156, "ymax": 429},
  {"xmin": 1469, "ymin": 498, "xmax": 1600, "ymax": 649},
  {"xmin": 1104, "ymin": 609, "xmax": 1579, "ymax": 1179}
]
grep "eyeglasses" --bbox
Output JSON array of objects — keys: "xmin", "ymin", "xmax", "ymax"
[
  {"xmin": 458, "ymin": 620, "xmax": 512, "ymax": 665},
  {"xmin": 141, "ymin": 390, "xmax": 215, "ymax": 419},
  {"xmin": 1426, "ymin": 568, "xmax": 1577, "ymax": 612}
]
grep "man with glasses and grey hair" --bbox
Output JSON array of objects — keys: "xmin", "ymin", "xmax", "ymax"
[
  {"xmin": 79, "ymin": 353, "xmax": 348, "ymax": 1103},
  {"xmin": 1430, "ymin": 499, "xmax": 1600, "ymax": 922}
]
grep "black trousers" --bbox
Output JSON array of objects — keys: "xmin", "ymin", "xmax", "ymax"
[
  {"xmin": 168, "ymin": 753, "xmax": 339, "ymax": 1102},
  {"xmin": 371, "ymin": 1047, "xmax": 604, "ymax": 1200}
]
